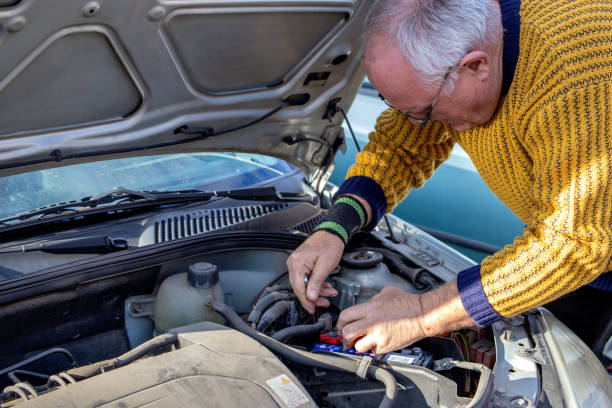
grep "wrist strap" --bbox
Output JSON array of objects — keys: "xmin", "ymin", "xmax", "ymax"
[{"xmin": 314, "ymin": 195, "xmax": 367, "ymax": 244}]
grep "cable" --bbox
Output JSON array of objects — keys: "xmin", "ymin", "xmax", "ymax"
[
  {"xmin": 2, "ymin": 385, "xmax": 28, "ymax": 402},
  {"xmin": 58, "ymin": 372, "xmax": 76, "ymax": 384},
  {"xmin": 271, "ymin": 314, "xmax": 332, "ymax": 343},
  {"xmin": 256, "ymin": 300, "xmax": 292, "ymax": 332},
  {"xmin": 65, "ymin": 333, "xmax": 177, "ymax": 380},
  {"xmin": 356, "ymin": 246, "xmax": 439, "ymax": 291},
  {"xmin": 271, "ymin": 320, "xmax": 326, "ymax": 342},
  {"xmin": 337, "ymin": 107, "xmax": 361, "ymax": 152},
  {"xmin": 0, "ymin": 348, "xmax": 75, "ymax": 378},
  {"xmin": 281, "ymin": 133, "xmax": 336, "ymax": 193},
  {"xmin": 1, "ymin": 102, "xmax": 289, "ymax": 171},
  {"xmin": 176, "ymin": 102, "xmax": 289, "ymax": 138},
  {"xmin": 7, "ymin": 370, "xmax": 49, "ymax": 385},
  {"xmin": 210, "ymin": 299, "xmax": 397, "ymax": 408},
  {"xmin": 248, "ymin": 291, "xmax": 292, "ymax": 325},
  {"xmin": 48, "ymin": 375, "xmax": 67, "ymax": 387},
  {"xmin": 337, "ymin": 105, "xmax": 399, "ymax": 243}
]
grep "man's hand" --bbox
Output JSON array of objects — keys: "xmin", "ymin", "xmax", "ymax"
[
  {"xmin": 337, "ymin": 286, "xmax": 427, "ymax": 354},
  {"xmin": 287, "ymin": 230, "xmax": 343, "ymax": 314},
  {"xmin": 337, "ymin": 281, "xmax": 475, "ymax": 354}
]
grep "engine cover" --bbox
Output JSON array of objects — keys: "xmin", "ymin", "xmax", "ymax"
[{"xmin": 23, "ymin": 322, "xmax": 316, "ymax": 408}]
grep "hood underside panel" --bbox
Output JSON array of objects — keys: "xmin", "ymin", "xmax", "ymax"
[{"xmin": 0, "ymin": 0, "xmax": 369, "ymax": 180}]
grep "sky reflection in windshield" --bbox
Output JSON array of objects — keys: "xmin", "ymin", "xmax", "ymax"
[{"xmin": 0, "ymin": 153, "xmax": 293, "ymax": 219}]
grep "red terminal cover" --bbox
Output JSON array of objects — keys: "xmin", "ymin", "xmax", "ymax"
[{"xmin": 320, "ymin": 333, "xmax": 343, "ymax": 345}]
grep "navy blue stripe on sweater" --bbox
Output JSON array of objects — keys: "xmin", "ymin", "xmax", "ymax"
[
  {"xmin": 334, "ymin": 176, "xmax": 387, "ymax": 231},
  {"xmin": 458, "ymin": 266, "xmax": 612, "ymax": 328},
  {"xmin": 457, "ymin": 265, "xmax": 502, "ymax": 327},
  {"xmin": 588, "ymin": 271, "xmax": 612, "ymax": 292},
  {"xmin": 500, "ymin": 0, "xmax": 521, "ymax": 95}
]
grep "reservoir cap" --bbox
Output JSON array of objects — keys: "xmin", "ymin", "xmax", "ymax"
[{"xmin": 188, "ymin": 262, "xmax": 219, "ymax": 288}]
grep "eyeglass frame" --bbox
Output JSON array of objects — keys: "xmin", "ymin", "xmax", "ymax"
[{"xmin": 377, "ymin": 65, "xmax": 454, "ymax": 127}]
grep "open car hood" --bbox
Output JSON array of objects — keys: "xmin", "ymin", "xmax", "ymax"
[{"xmin": 0, "ymin": 0, "xmax": 370, "ymax": 184}]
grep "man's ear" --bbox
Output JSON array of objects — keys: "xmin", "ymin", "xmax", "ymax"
[{"xmin": 458, "ymin": 51, "xmax": 491, "ymax": 81}]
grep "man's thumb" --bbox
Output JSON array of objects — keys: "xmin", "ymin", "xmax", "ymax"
[{"xmin": 306, "ymin": 270, "xmax": 326, "ymax": 301}]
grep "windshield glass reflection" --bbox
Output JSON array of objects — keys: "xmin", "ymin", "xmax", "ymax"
[{"xmin": 0, "ymin": 153, "xmax": 294, "ymax": 219}]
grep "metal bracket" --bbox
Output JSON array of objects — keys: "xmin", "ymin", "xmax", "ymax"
[
  {"xmin": 432, "ymin": 358, "xmax": 454, "ymax": 371},
  {"xmin": 516, "ymin": 347, "xmax": 547, "ymax": 366},
  {"xmin": 126, "ymin": 295, "xmax": 156, "ymax": 318},
  {"xmin": 330, "ymin": 277, "xmax": 360, "ymax": 310}
]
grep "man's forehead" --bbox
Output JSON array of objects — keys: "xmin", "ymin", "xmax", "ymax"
[
  {"xmin": 365, "ymin": 37, "xmax": 419, "ymax": 86},
  {"xmin": 364, "ymin": 35, "xmax": 433, "ymax": 109}
]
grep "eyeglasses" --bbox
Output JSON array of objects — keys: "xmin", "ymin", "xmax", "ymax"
[{"xmin": 378, "ymin": 66, "xmax": 453, "ymax": 127}]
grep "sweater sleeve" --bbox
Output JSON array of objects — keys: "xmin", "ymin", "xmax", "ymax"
[
  {"xmin": 337, "ymin": 108, "xmax": 455, "ymax": 226},
  {"xmin": 459, "ymin": 82, "xmax": 612, "ymax": 322}
]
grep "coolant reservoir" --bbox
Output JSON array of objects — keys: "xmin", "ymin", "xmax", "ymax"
[{"xmin": 155, "ymin": 262, "xmax": 225, "ymax": 333}]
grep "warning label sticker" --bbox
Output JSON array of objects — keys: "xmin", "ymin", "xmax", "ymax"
[
  {"xmin": 266, "ymin": 374, "xmax": 310, "ymax": 407},
  {"xmin": 386, "ymin": 354, "xmax": 418, "ymax": 365}
]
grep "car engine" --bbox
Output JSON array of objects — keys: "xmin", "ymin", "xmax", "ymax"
[{"xmin": 0, "ymin": 232, "xmax": 495, "ymax": 407}]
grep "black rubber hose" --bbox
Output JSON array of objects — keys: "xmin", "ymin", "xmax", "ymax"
[
  {"xmin": 359, "ymin": 247, "xmax": 439, "ymax": 290},
  {"xmin": 257, "ymin": 300, "xmax": 292, "ymax": 332},
  {"xmin": 210, "ymin": 300, "xmax": 397, "ymax": 408},
  {"xmin": 0, "ymin": 348, "xmax": 75, "ymax": 378},
  {"xmin": 272, "ymin": 320, "xmax": 326, "ymax": 342},
  {"xmin": 248, "ymin": 292, "xmax": 292, "ymax": 324},
  {"xmin": 65, "ymin": 333, "xmax": 177, "ymax": 379},
  {"xmin": 7, "ymin": 370, "xmax": 49, "ymax": 385}
]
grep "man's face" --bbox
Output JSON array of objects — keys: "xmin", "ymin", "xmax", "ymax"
[{"xmin": 364, "ymin": 37, "xmax": 502, "ymax": 132}]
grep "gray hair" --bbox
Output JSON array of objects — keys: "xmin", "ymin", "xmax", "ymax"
[{"xmin": 365, "ymin": 0, "xmax": 502, "ymax": 91}]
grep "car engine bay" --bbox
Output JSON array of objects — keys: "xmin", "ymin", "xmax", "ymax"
[{"xmin": 0, "ymin": 230, "xmax": 495, "ymax": 407}]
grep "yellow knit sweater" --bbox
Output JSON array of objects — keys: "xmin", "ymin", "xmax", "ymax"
[{"xmin": 346, "ymin": 0, "xmax": 612, "ymax": 316}]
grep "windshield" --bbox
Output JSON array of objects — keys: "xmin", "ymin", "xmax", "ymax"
[{"xmin": 0, "ymin": 153, "xmax": 294, "ymax": 219}]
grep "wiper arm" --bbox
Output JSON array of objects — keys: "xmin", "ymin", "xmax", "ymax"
[
  {"xmin": 0, "ymin": 187, "xmax": 314, "ymax": 225},
  {"xmin": 0, "ymin": 189, "xmax": 165, "ymax": 225},
  {"xmin": 0, "ymin": 236, "xmax": 128, "ymax": 254}
]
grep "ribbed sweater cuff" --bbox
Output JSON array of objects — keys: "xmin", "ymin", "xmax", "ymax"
[
  {"xmin": 588, "ymin": 271, "xmax": 612, "ymax": 292},
  {"xmin": 335, "ymin": 176, "xmax": 387, "ymax": 231},
  {"xmin": 457, "ymin": 265, "xmax": 501, "ymax": 327}
]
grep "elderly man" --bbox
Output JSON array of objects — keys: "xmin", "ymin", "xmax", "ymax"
[{"xmin": 287, "ymin": 0, "xmax": 612, "ymax": 354}]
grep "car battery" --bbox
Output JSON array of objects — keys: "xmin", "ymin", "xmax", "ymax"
[
  {"xmin": 382, "ymin": 347, "xmax": 433, "ymax": 368},
  {"xmin": 311, "ymin": 343, "xmax": 379, "ymax": 358},
  {"xmin": 311, "ymin": 343, "xmax": 432, "ymax": 368}
]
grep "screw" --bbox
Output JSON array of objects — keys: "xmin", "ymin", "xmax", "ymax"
[
  {"xmin": 82, "ymin": 2, "xmax": 100, "ymax": 17},
  {"xmin": 501, "ymin": 329, "xmax": 514, "ymax": 342},
  {"xmin": 148, "ymin": 6, "xmax": 166, "ymax": 21},
  {"xmin": 6, "ymin": 16, "xmax": 26, "ymax": 33},
  {"xmin": 511, "ymin": 397, "xmax": 529, "ymax": 408}
]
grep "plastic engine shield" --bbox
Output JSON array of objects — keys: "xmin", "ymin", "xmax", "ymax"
[{"xmin": 21, "ymin": 322, "xmax": 316, "ymax": 408}]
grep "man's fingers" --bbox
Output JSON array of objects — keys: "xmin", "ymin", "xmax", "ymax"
[
  {"xmin": 337, "ymin": 303, "xmax": 368, "ymax": 331},
  {"xmin": 314, "ymin": 297, "xmax": 330, "ymax": 308},
  {"xmin": 287, "ymin": 259, "xmax": 315, "ymax": 314},
  {"xmin": 319, "ymin": 285, "xmax": 338, "ymax": 298},
  {"xmin": 306, "ymin": 238, "xmax": 342, "ymax": 301},
  {"xmin": 340, "ymin": 318, "xmax": 370, "ymax": 346},
  {"xmin": 287, "ymin": 231, "xmax": 343, "ymax": 314},
  {"xmin": 354, "ymin": 335, "xmax": 377, "ymax": 354},
  {"xmin": 306, "ymin": 262, "xmax": 330, "ymax": 301}
]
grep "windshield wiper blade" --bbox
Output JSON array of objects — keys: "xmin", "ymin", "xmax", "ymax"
[
  {"xmin": 0, "ymin": 236, "xmax": 128, "ymax": 254},
  {"xmin": 82, "ymin": 186, "xmax": 313, "ymax": 207},
  {"xmin": 0, "ymin": 187, "xmax": 314, "ymax": 226},
  {"xmin": 0, "ymin": 189, "xmax": 168, "ymax": 225}
]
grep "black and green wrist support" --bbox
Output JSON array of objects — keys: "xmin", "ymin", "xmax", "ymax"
[{"xmin": 313, "ymin": 195, "xmax": 367, "ymax": 244}]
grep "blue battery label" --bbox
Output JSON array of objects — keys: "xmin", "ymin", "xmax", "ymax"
[{"xmin": 311, "ymin": 343, "xmax": 379, "ymax": 358}]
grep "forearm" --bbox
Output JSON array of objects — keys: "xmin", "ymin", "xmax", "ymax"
[
  {"xmin": 419, "ymin": 280, "xmax": 475, "ymax": 336},
  {"xmin": 343, "ymin": 193, "xmax": 373, "ymax": 227}
]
